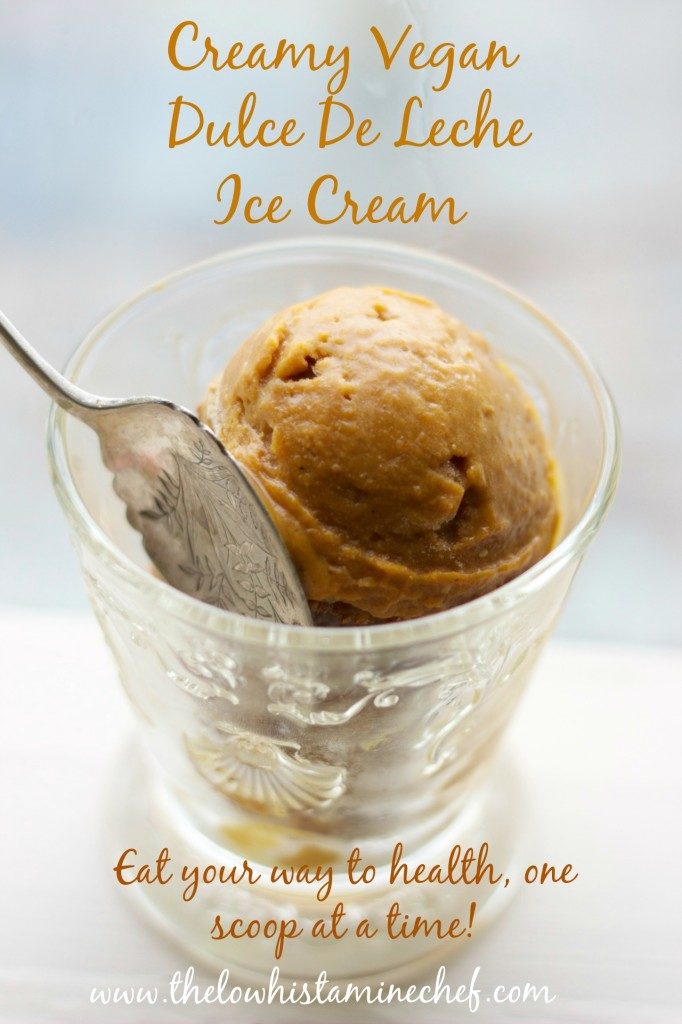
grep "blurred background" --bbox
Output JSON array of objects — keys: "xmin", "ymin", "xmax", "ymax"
[{"xmin": 0, "ymin": 0, "xmax": 680, "ymax": 644}]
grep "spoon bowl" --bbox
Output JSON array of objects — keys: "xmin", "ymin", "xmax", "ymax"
[{"xmin": 0, "ymin": 310, "xmax": 312, "ymax": 626}]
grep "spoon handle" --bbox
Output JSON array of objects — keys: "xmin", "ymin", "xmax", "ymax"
[{"xmin": 0, "ymin": 309, "xmax": 97, "ymax": 418}]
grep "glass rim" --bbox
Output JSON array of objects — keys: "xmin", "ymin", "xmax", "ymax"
[{"xmin": 47, "ymin": 236, "xmax": 621, "ymax": 652}]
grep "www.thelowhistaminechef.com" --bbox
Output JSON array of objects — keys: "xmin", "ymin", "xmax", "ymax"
[{"xmin": 90, "ymin": 965, "xmax": 556, "ymax": 1012}]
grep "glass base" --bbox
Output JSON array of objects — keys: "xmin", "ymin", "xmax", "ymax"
[{"xmin": 104, "ymin": 739, "xmax": 527, "ymax": 985}]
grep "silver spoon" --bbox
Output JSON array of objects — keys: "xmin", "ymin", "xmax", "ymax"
[{"xmin": 0, "ymin": 310, "xmax": 312, "ymax": 626}]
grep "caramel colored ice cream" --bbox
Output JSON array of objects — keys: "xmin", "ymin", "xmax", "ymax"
[{"xmin": 199, "ymin": 286, "xmax": 558, "ymax": 624}]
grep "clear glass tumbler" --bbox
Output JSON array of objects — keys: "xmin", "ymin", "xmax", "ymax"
[{"xmin": 48, "ymin": 238, "xmax": 619, "ymax": 982}]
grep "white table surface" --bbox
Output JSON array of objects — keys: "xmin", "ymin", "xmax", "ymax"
[{"xmin": 0, "ymin": 609, "xmax": 680, "ymax": 1023}]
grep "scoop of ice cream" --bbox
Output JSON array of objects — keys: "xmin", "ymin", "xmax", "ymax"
[{"xmin": 199, "ymin": 286, "xmax": 558, "ymax": 623}]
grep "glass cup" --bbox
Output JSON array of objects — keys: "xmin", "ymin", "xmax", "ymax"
[{"xmin": 48, "ymin": 238, "xmax": 619, "ymax": 982}]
